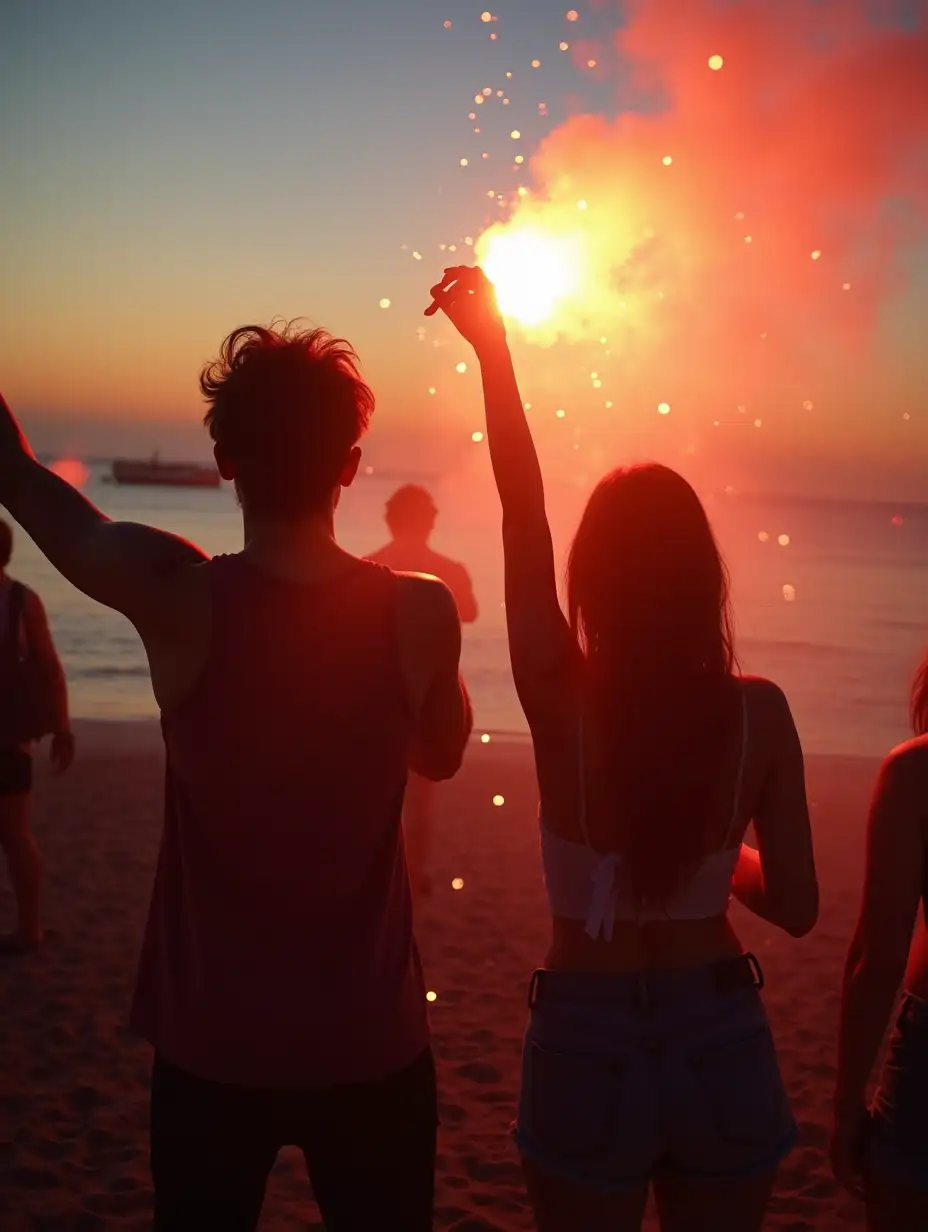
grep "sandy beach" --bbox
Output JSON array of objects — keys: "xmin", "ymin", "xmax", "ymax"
[{"xmin": 0, "ymin": 721, "xmax": 880, "ymax": 1230}]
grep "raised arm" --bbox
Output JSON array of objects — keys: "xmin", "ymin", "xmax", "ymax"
[
  {"xmin": 0, "ymin": 393, "xmax": 207, "ymax": 632},
  {"xmin": 426, "ymin": 268, "xmax": 573, "ymax": 710},
  {"xmin": 731, "ymin": 683, "xmax": 819, "ymax": 937},
  {"xmin": 830, "ymin": 745, "xmax": 925, "ymax": 1193}
]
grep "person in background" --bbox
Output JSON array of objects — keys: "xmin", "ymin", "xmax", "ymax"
[
  {"xmin": 428, "ymin": 267, "xmax": 818, "ymax": 1232},
  {"xmin": 832, "ymin": 650, "xmax": 928, "ymax": 1229},
  {"xmin": 0, "ymin": 322, "xmax": 471, "ymax": 1230},
  {"xmin": 368, "ymin": 484, "xmax": 478, "ymax": 899},
  {"xmin": 0, "ymin": 518, "xmax": 74, "ymax": 954}
]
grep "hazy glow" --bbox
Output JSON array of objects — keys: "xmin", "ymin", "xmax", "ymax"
[{"xmin": 478, "ymin": 225, "xmax": 584, "ymax": 327}]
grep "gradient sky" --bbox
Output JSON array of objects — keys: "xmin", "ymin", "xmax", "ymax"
[{"xmin": 2, "ymin": 0, "xmax": 925, "ymax": 498}]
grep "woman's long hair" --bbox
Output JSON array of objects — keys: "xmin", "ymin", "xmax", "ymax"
[
  {"xmin": 566, "ymin": 464, "xmax": 739, "ymax": 908},
  {"xmin": 912, "ymin": 649, "xmax": 928, "ymax": 737}
]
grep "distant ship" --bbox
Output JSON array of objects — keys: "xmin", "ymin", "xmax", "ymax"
[{"xmin": 111, "ymin": 454, "xmax": 221, "ymax": 489}]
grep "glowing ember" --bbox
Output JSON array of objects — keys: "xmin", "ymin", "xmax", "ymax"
[
  {"xmin": 811, "ymin": 249, "xmax": 822, "ymax": 260},
  {"xmin": 577, "ymin": 199, "xmax": 587, "ymax": 210},
  {"xmin": 480, "ymin": 10, "xmax": 493, "ymax": 21},
  {"xmin": 472, "ymin": 431, "xmax": 484, "ymax": 442},
  {"xmin": 556, "ymin": 408, "xmax": 566, "ymax": 418},
  {"xmin": 510, "ymin": 130, "xmax": 521, "ymax": 139},
  {"xmin": 782, "ymin": 584, "xmax": 796, "ymax": 602},
  {"xmin": 657, "ymin": 401, "xmax": 671, "ymax": 414},
  {"xmin": 455, "ymin": 361, "xmax": 468, "ymax": 373},
  {"xmin": 428, "ymin": 387, "xmax": 436, "ymax": 395},
  {"xmin": 778, "ymin": 534, "xmax": 790, "ymax": 546},
  {"xmin": 531, "ymin": 59, "xmax": 541, "ymax": 67},
  {"xmin": 758, "ymin": 531, "xmax": 770, "ymax": 542},
  {"xmin": 566, "ymin": 9, "xmax": 578, "ymax": 19},
  {"xmin": 412, "ymin": 251, "xmax": 422, "ymax": 260},
  {"xmin": 379, "ymin": 298, "xmax": 391, "ymax": 308},
  {"xmin": 426, "ymin": 990, "xmax": 438, "ymax": 1002},
  {"xmin": 662, "ymin": 155, "xmax": 673, "ymax": 165},
  {"xmin": 708, "ymin": 54, "xmax": 724, "ymax": 70},
  {"xmin": 460, "ymin": 158, "xmax": 468, "ymax": 166},
  {"xmin": 559, "ymin": 41, "xmax": 569, "ymax": 51},
  {"xmin": 443, "ymin": 19, "xmax": 452, "ymax": 28},
  {"xmin": 480, "ymin": 733, "xmax": 491, "ymax": 743},
  {"xmin": 587, "ymin": 59, "xmax": 597, "ymax": 68},
  {"xmin": 477, "ymin": 226, "xmax": 584, "ymax": 327},
  {"xmin": 452, "ymin": 878, "xmax": 465, "ymax": 890},
  {"xmin": 492, "ymin": 794, "xmax": 505, "ymax": 806}
]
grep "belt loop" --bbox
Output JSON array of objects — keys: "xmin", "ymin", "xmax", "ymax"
[
  {"xmin": 745, "ymin": 952, "xmax": 764, "ymax": 990},
  {"xmin": 528, "ymin": 969, "xmax": 542, "ymax": 1010}
]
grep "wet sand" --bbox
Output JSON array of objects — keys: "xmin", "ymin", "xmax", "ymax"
[{"xmin": 0, "ymin": 721, "xmax": 878, "ymax": 1230}]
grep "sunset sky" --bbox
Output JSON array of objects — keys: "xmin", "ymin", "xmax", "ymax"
[{"xmin": 2, "ymin": 0, "xmax": 925, "ymax": 499}]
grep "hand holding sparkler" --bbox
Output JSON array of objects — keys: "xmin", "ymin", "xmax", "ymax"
[{"xmin": 424, "ymin": 266, "xmax": 507, "ymax": 354}]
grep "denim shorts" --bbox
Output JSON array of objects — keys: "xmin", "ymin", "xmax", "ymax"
[
  {"xmin": 868, "ymin": 993, "xmax": 928, "ymax": 1192},
  {"xmin": 513, "ymin": 956, "xmax": 797, "ymax": 1192}
]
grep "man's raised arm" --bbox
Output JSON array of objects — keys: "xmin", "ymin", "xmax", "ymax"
[{"xmin": 0, "ymin": 392, "xmax": 207, "ymax": 628}]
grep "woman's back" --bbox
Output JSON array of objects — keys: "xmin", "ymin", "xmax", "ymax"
[{"xmin": 533, "ymin": 673, "xmax": 817, "ymax": 972}]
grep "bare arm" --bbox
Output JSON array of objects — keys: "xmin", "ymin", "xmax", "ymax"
[
  {"xmin": 427, "ymin": 268, "xmax": 573, "ymax": 712},
  {"xmin": 22, "ymin": 589, "xmax": 70, "ymax": 734},
  {"xmin": 397, "ymin": 574, "xmax": 472, "ymax": 781},
  {"xmin": 834, "ymin": 747, "xmax": 924, "ymax": 1116},
  {"xmin": 731, "ymin": 685, "xmax": 819, "ymax": 937},
  {"xmin": 0, "ymin": 395, "xmax": 207, "ymax": 631},
  {"xmin": 449, "ymin": 563, "xmax": 479, "ymax": 625}
]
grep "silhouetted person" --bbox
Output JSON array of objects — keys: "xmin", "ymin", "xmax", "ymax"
[
  {"xmin": 368, "ymin": 485, "xmax": 477, "ymax": 898},
  {"xmin": 0, "ymin": 324, "xmax": 471, "ymax": 1230},
  {"xmin": 0, "ymin": 518, "xmax": 74, "ymax": 953},
  {"xmin": 832, "ymin": 650, "xmax": 928, "ymax": 1229},
  {"xmin": 428, "ymin": 267, "xmax": 818, "ymax": 1232}
]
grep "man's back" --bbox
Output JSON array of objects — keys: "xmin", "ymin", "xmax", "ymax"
[
  {"xmin": 132, "ymin": 553, "xmax": 427, "ymax": 1087},
  {"xmin": 368, "ymin": 541, "xmax": 478, "ymax": 624}
]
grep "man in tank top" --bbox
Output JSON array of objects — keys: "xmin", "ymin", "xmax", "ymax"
[
  {"xmin": 0, "ymin": 324, "xmax": 472, "ymax": 1230},
  {"xmin": 367, "ymin": 484, "xmax": 478, "ymax": 900}
]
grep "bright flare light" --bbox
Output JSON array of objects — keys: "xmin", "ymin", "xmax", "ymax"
[{"xmin": 477, "ymin": 227, "xmax": 582, "ymax": 327}]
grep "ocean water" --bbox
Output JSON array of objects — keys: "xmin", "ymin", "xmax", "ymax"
[{"xmin": 6, "ymin": 464, "xmax": 927, "ymax": 759}]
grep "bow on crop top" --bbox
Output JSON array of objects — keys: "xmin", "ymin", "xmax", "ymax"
[{"xmin": 541, "ymin": 687, "xmax": 748, "ymax": 940}]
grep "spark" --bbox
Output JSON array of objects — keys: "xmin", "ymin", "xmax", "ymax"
[
  {"xmin": 443, "ymin": 19, "xmax": 452, "ymax": 28},
  {"xmin": 472, "ymin": 430, "xmax": 484, "ymax": 442},
  {"xmin": 492, "ymin": 794, "xmax": 505, "ymax": 806},
  {"xmin": 478, "ymin": 226, "xmax": 584, "ymax": 327},
  {"xmin": 842, "ymin": 281, "xmax": 852, "ymax": 290},
  {"xmin": 426, "ymin": 990, "xmax": 438, "ymax": 1002},
  {"xmin": 811, "ymin": 249, "xmax": 822, "ymax": 260},
  {"xmin": 577, "ymin": 199, "xmax": 587, "ymax": 210},
  {"xmin": 587, "ymin": 59, "xmax": 597, "ymax": 68},
  {"xmin": 452, "ymin": 878, "xmax": 465, "ymax": 890},
  {"xmin": 531, "ymin": 59, "xmax": 541, "ymax": 68},
  {"xmin": 778, "ymin": 534, "xmax": 790, "ymax": 546},
  {"xmin": 758, "ymin": 531, "xmax": 770, "ymax": 542},
  {"xmin": 662, "ymin": 155, "xmax": 673, "ymax": 165},
  {"xmin": 412, "ymin": 251, "xmax": 422, "ymax": 260},
  {"xmin": 657, "ymin": 401, "xmax": 670, "ymax": 414},
  {"xmin": 708, "ymin": 54, "xmax": 724, "ymax": 70},
  {"xmin": 428, "ymin": 387, "xmax": 436, "ymax": 395},
  {"xmin": 559, "ymin": 41, "xmax": 569, "ymax": 51},
  {"xmin": 379, "ymin": 298, "xmax": 391, "ymax": 309},
  {"xmin": 480, "ymin": 733, "xmax": 491, "ymax": 743},
  {"xmin": 460, "ymin": 158, "xmax": 468, "ymax": 166},
  {"xmin": 566, "ymin": 9, "xmax": 579, "ymax": 19},
  {"xmin": 510, "ymin": 130, "xmax": 521, "ymax": 139},
  {"xmin": 456, "ymin": 361, "xmax": 468, "ymax": 373},
  {"xmin": 556, "ymin": 408, "xmax": 566, "ymax": 418},
  {"xmin": 480, "ymin": 10, "xmax": 493, "ymax": 21},
  {"xmin": 782, "ymin": 584, "xmax": 796, "ymax": 602}
]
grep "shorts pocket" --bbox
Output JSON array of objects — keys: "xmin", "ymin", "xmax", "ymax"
[
  {"xmin": 688, "ymin": 1025, "xmax": 793, "ymax": 1162},
  {"xmin": 522, "ymin": 1041, "xmax": 626, "ymax": 1163}
]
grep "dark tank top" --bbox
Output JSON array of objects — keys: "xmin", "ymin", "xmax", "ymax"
[{"xmin": 130, "ymin": 554, "xmax": 428, "ymax": 1087}]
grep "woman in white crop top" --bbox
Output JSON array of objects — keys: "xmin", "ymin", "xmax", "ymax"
[{"xmin": 427, "ymin": 269, "xmax": 819, "ymax": 1232}]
